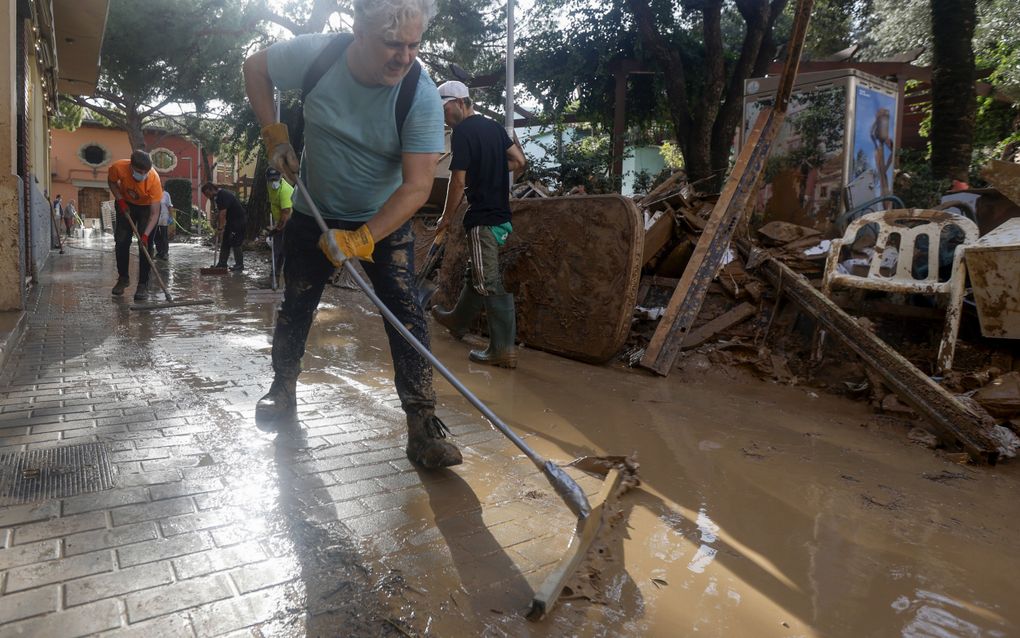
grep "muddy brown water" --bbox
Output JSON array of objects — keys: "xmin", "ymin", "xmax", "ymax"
[
  {"xmin": 297, "ymin": 291, "xmax": 1020, "ymax": 636},
  {"xmin": 35, "ymin": 239, "xmax": 1020, "ymax": 637}
]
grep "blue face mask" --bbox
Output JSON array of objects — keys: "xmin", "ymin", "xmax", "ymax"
[
  {"xmin": 132, "ymin": 169, "xmax": 146, "ymax": 181},
  {"xmin": 269, "ymin": 181, "xmax": 281, "ymax": 190}
]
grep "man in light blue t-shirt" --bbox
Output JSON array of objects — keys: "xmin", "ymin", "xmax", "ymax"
[{"xmin": 243, "ymin": 0, "xmax": 461, "ymax": 469}]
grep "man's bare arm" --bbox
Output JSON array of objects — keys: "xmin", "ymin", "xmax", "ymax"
[
  {"xmin": 243, "ymin": 49, "xmax": 277, "ymax": 128},
  {"xmin": 506, "ymin": 141, "xmax": 526, "ymax": 174},
  {"xmin": 365, "ymin": 153, "xmax": 439, "ymax": 240},
  {"xmin": 144, "ymin": 202, "xmax": 160, "ymax": 236},
  {"xmin": 436, "ymin": 169, "xmax": 466, "ymax": 233}
]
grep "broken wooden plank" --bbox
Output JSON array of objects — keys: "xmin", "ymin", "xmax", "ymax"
[
  {"xmin": 679, "ymin": 207, "xmax": 707, "ymax": 232},
  {"xmin": 739, "ymin": 239, "xmax": 1000, "ymax": 464},
  {"xmin": 639, "ymin": 0, "xmax": 814, "ymax": 376},
  {"xmin": 638, "ymin": 109, "xmax": 775, "ymax": 371},
  {"xmin": 682, "ymin": 302, "xmax": 757, "ymax": 349},
  {"xmin": 642, "ymin": 207, "xmax": 676, "ymax": 266},
  {"xmin": 528, "ymin": 468, "xmax": 624, "ymax": 621},
  {"xmin": 639, "ymin": 170, "xmax": 687, "ymax": 207}
]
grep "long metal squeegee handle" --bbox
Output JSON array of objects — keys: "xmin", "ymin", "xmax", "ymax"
[
  {"xmin": 123, "ymin": 211, "xmax": 173, "ymax": 301},
  {"xmin": 292, "ymin": 178, "xmax": 591, "ymax": 519}
]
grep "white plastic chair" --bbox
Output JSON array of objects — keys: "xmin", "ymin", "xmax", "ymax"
[{"xmin": 817, "ymin": 208, "xmax": 979, "ymax": 374}]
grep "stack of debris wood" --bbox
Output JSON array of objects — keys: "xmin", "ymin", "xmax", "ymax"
[
  {"xmin": 621, "ymin": 170, "xmax": 1016, "ymax": 464},
  {"xmin": 623, "ymin": 171, "xmax": 835, "ymax": 369}
]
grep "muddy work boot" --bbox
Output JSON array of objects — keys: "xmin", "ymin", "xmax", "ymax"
[
  {"xmin": 406, "ymin": 410, "xmax": 462, "ymax": 469},
  {"xmin": 431, "ymin": 286, "xmax": 484, "ymax": 339},
  {"xmin": 132, "ymin": 281, "xmax": 149, "ymax": 302},
  {"xmin": 470, "ymin": 293, "xmax": 518, "ymax": 369},
  {"xmin": 111, "ymin": 277, "xmax": 130, "ymax": 296},
  {"xmin": 255, "ymin": 377, "xmax": 297, "ymax": 425}
]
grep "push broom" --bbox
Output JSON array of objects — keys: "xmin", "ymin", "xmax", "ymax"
[
  {"xmin": 199, "ymin": 230, "xmax": 229, "ymax": 275},
  {"xmin": 293, "ymin": 176, "xmax": 636, "ymax": 619}
]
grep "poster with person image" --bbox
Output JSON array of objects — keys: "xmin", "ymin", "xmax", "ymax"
[{"xmin": 849, "ymin": 86, "xmax": 898, "ymax": 208}]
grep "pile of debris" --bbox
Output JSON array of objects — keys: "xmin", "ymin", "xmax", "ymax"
[
  {"xmin": 622, "ymin": 170, "xmax": 813, "ymax": 372},
  {"xmin": 620, "ymin": 169, "xmax": 1020, "ymax": 463}
]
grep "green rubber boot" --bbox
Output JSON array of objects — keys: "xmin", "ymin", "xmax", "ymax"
[
  {"xmin": 470, "ymin": 293, "xmax": 518, "ymax": 369},
  {"xmin": 431, "ymin": 285, "xmax": 484, "ymax": 339}
]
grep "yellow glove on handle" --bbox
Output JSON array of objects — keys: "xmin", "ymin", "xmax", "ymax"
[
  {"xmin": 260, "ymin": 123, "xmax": 300, "ymax": 181},
  {"xmin": 319, "ymin": 225, "xmax": 375, "ymax": 266}
]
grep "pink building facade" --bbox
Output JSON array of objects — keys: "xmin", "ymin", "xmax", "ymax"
[{"xmin": 50, "ymin": 122, "xmax": 213, "ymax": 219}]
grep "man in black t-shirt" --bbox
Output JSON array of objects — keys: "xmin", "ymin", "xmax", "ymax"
[
  {"xmin": 202, "ymin": 183, "xmax": 247, "ymax": 271},
  {"xmin": 432, "ymin": 81, "xmax": 526, "ymax": 368}
]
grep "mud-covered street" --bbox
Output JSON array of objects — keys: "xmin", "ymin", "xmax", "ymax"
[{"xmin": 1, "ymin": 235, "xmax": 1019, "ymax": 637}]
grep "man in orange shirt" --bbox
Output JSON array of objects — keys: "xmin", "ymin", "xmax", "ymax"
[{"xmin": 107, "ymin": 150, "xmax": 163, "ymax": 300}]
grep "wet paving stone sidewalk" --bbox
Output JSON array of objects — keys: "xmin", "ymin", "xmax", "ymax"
[
  {"xmin": 0, "ymin": 236, "xmax": 594, "ymax": 637},
  {"xmin": 2, "ymin": 235, "xmax": 1020, "ymax": 637}
]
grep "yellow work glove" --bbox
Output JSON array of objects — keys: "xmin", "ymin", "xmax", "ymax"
[
  {"xmin": 260, "ymin": 123, "xmax": 300, "ymax": 181},
  {"xmin": 318, "ymin": 225, "xmax": 375, "ymax": 266}
]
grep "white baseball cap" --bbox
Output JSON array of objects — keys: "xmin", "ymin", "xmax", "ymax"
[{"xmin": 437, "ymin": 80, "xmax": 469, "ymax": 103}]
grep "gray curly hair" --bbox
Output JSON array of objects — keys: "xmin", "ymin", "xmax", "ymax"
[{"xmin": 353, "ymin": 0, "xmax": 437, "ymax": 37}]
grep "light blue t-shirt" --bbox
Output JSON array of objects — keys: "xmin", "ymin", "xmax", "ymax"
[{"xmin": 267, "ymin": 33, "xmax": 445, "ymax": 222}]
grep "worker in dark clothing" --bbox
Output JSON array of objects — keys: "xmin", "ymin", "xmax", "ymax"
[
  {"xmin": 202, "ymin": 183, "xmax": 247, "ymax": 271},
  {"xmin": 432, "ymin": 80, "xmax": 526, "ymax": 368}
]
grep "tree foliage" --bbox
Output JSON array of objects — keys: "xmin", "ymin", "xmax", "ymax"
[
  {"xmin": 865, "ymin": 0, "xmax": 1019, "ymax": 178},
  {"xmin": 64, "ymin": 0, "xmax": 263, "ymax": 150},
  {"xmin": 514, "ymin": 0, "xmax": 789, "ymax": 187},
  {"xmin": 51, "ymin": 100, "xmax": 84, "ymax": 131}
]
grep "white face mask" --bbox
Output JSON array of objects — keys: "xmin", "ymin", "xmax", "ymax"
[
  {"xmin": 132, "ymin": 170, "xmax": 146, "ymax": 181},
  {"xmin": 269, "ymin": 181, "xmax": 281, "ymax": 190}
]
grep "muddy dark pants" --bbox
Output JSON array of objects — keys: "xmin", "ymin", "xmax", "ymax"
[
  {"xmin": 272, "ymin": 212, "xmax": 434, "ymax": 414},
  {"xmin": 114, "ymin": 204, "xmax": 155, "ymax": 284},
  {"xmin": 154, "ymin": 225, "xmax": 170, "ymax": 259},
  {"xmin": 270, "ymin": 226, "xmax": 286, "ymax": 274},
  {"xmin": 217, "ymin": 223, "xmax": 246, "ymax": 267}
]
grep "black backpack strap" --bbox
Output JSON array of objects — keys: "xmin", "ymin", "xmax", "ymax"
[
  {"xmin": 302, "ymin": 34, "xmax": 354, "ymax": 101},
  {"xmin": 292, "ymin": 34, "xmax": 352, "ymax": 153},
  {"xmin": 294, "ymin": 34, "xmax": 421, "ymax": 150},
  {"xmin": 395, "ymin": 59, "xmax": 421, "ymax": 142}
]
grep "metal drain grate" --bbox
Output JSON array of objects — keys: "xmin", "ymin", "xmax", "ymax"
[{"xmin": 0, "ymin": 442, "xmax": 115, "ymax": 505}]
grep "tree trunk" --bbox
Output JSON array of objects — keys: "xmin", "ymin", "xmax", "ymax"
[
  {"xmin": 930, "ymin": 0, "xmax": 977, "ymax": 182},
  {"xmin": 246, "ymin": 155, "xmax": 270, "ymax": 240},
  {"xmin": 628, "ymin": 0, "xmax": 785, "ymax": 186},
  {"xmin": 709, "ymin": 0, "xmax": 785, "ymax": 187},
  {"xmin": 124, "ymin": 109, "xmax": 146, "ymax": 151},
  {"xmin": 685, "ymin": 0, "xmax": 726, "ymax": 184},
  {"xmin": 627, "ymin": 0, "xmax": 692, "ymax": 171}
]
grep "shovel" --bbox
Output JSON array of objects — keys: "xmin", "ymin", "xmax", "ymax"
[
  {"xmin": 414, "ymin": 228, "xmax": 445, "ymax": 308},
  {"xmin": 269, "ymin": 233, "xmax": 277, "ymax": 290}
]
